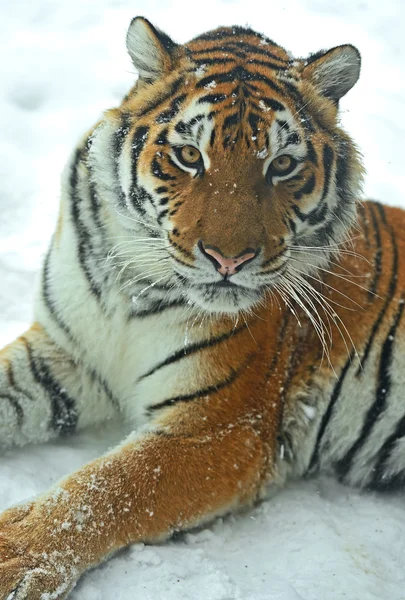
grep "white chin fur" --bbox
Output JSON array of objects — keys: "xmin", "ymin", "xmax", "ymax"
[{"xmin": 186, "ymin": 285, "xmax": 262, "ymax": 314}]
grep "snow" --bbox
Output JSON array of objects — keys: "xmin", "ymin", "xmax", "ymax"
[{"xmin": 1, "ymin": 0, "xmax": 405, "ymax": 598}]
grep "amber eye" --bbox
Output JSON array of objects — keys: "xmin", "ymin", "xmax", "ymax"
[
  {"xmin": 266, "ymin": 155, "xmax": 298, "ymax": 183},
  {"xmin": 271, "ymin": 155, "xmax": 293, "ymax": 173},
  {"xmin": 176, "ymin": 145, "xmax": 203, "ymax": 167}
]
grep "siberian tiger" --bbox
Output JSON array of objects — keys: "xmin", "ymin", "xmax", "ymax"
[{"xmin": 0, "ymin": 16, "xmax": 404, "ymax": 599}]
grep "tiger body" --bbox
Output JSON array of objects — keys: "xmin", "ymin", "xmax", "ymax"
[{"xmin": 0, "ymin": 18, "xmax": 404, "ymax": 598}]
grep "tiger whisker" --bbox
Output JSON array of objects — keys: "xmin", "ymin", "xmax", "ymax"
[
  {"xmin": 288, "ymin": 262, "xmax": 365, "ymax": 309},
  {"xmin": 289, "ymin": 256, "xmax": 381, "ymax": 299},
  {"xmin": 131, "ymin": 273, "xmax": 173, "ymax": 304},
  {"xmin": 288, "ymin": 249, "xmax": 370, "ymax": 278},
  {"xmin": 284, "ymin": 269, "xmax": 360, "ymax": 368}
]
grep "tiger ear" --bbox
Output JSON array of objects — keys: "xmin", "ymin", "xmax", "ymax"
[
  {"xmin": 301, "ymin": 45, "xmax": 361, "ymax": 101},
  {"xmin": 126, "ymin": 17, "xmax": 179, "ymax": 83}
]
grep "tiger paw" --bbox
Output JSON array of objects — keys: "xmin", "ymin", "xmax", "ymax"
[{"xmin": 0, "ymin": 505, "xmax": 79, "ymax": 600}]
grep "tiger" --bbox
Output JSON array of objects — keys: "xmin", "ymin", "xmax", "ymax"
[{"xmin": 0, "ymin": 15, "xmax": 404, "ymax": 598}]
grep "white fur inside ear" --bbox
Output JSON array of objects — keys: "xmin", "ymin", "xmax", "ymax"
[
  {"xmin": 126, "ymin": 18, "xmax": 165, "ymax": 81},
  {"xmin": 307, "ymin": 45, "xmax": 361, "ymax": 100}
]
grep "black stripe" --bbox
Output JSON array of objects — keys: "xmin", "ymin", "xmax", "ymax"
[
  {"xmin": 276, "ymin": 119, "xmax": 289, "ymax": 132},
  {"xmin": 69, "ymin": 147, "xmax": 102, "ymax": 299},
  {"xmin": 137, "ymin": 77, "xmax": 184, "ymax": 119},
  {"xmin": 25, "ymin": 342, "xmax": 78, "ymax": 435},
  {"xmin": 129, "ymin": 299, "xmax": 185, "ymax": 319},
  {"xmin": 151, "ymin": 157, "xmax": 176, "ymax": 181},
  {"xmin": 356, "ymin": 225, "xmax": 398, "ymax": 375},
  {"xmin": 170, "ymin": 240, "xmax": 195, "ymax": 260},
  {"xmin": 156, "ymin": 94, "xmax": 187, "ymax": 124},
  {"xmin": 281, "ymin": 80, "xmax": 316, "ymax": 133},
  {"xmin": 335, "ymin": 139, "xmax": 351, "ymax": 204},
  {"xmin": 307, "ymin": 201, "xmax": 328, "ymax": 226},
  {"xmin": 367, "ymin": 202, "xmax": 382, "ymax": 300},
  {"xmin": 169, "ymin": 252, "xmax": 195, "ymax": 269},
  {"xmin": 306, "ymin": 140, "xmax": 318, "ymax": 166},
  {"xmin": 42, "ymin": 265, "xmax": 119, "ymax": 413},
  {"xmin": 155, "ymin": 128, "xmax": 169, "ymax": 146},
  {"xmin": 112, "ymin": 114, "xmax": 131, "ymax": 199},
  {"xmin": 248, "ymin": 112, "xmax": 262, "ymax": 138},
  {"xmin": 320, "ymin": 144, "xmax": 334, "ymax": 203},
  {"xmin": 293, "ymin": 144, "xmax": 333, "ymax": 226},
  {"xmin": 175, "ymin": 114, "xmax": 206, "ymax": 135},
  {"xmin": 42, "ymin": 247, "xmax": 75, "ymax": 342},
  {"xmin": 139, "ymin": 324, "xmax": 247, "ymax": 381},
  {"xmin": 195, "ymin": 65, "xmax": 285, "ymax": 95},
  {"xmin": 6, "ymin": 361, "xmax": 36, "ymax": 404},
  {"xmin": 97, "ymin": 374, "xmax": 121, "ymax": 411},
  {"xmin": 257, "ymin": 97, "xmax": 285, "ymax": 112},
  {"xmin": 223, "ymin": 112, "xmax": 239, "ymax": 130},
  {"xmin": 196, "ymin": 123, "xmax": 204, "ymax": 144},
  {"xmin": 292, "ymin": 201, "xmax": 327, "ymax": 225},
  {"xmin": 294, "ymin": 173, "xmax": 316, "ymax": 200},
  {"xmin": 372, "ymin": 200, "xmax": 387, "ymax": 226},
  {"xmin": 198, "ymin": 93, "xmax": 228, "ymax": 105},
  {"xmin": 0, "ymin": 394, "xmax": 24, "ymax": 427},
  {"xmin": 246, "ymin": 58, "xmax": 288, "ymax": 71},
  {"xmin": 334, "ymin": 297, "xmax": 405, "ymax": 482},
  {"xmin": 286, "ymin": 132, "xmax": 300, "ymax": 146},
  {"xmin": 157, "ymin": 208, "xmax": 169, "ymax": 223},
  {"xmin": 245, "ymin": 72, "xmax": 285, "ymax": 95},
  {"xmin": 229, "ymin": 40, "xmax": 287, "ymax": 61},
  {"xmin": 149, "ymin": 24, "xmax": 177, "ymax": 54},
  {"xmin": 288, "ymin": 217, "xmax": 297, "ymax": 236},
  {"xmin": 367, "ymin": 343, "xmax": 405, "ymax": 490},
  {"xmin": 88, "ymin": 180, "xmax": 107, "ymax": 251},
  {"xmin": 131, "ymin": 126, "xmax": 150, "ymax": 183},
  {"xmin": 261, "ymin": 248, "xmax": 286, "ymax": 269},
  {"xmin": 368, "ymin": 468, "xmax": 405, "ymax": 492},
  {"xmin": 128, "ymin": 125, "xmax": 150, "ymax": 213},
  {"xmin": 307, "ymin": 353, "xmax": 354, "ymax": 474},
  {"xmin": 130, "ymin": 186, "xmax": 154, "ymax": 216},
  {"xmin": 191, "ymin": 38, "xmax": 285, "ymax": 63},
  {"xmin": 147, "ymin": 363, "xmax": 246, "ymax": 413},
  {"xmin": 286, "ymin": 174, "xmax": 304, "ymax": 185},
  {"xmin": 194, "ymin": 57, "xmax": 235, "ymax": 66},
  {"xmin": 155, "ymin": 186, "xmax": 168, "ymax": 194}
]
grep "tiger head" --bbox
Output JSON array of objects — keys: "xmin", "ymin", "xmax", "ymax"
[{"xmin": 91, "ymin": 17, "xmax": 364, "ymax": 314}]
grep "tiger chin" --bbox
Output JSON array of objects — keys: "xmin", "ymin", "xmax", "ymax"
[{"xmin": 0, "ymin": 16, "xmax": 404, "ymax": 600}]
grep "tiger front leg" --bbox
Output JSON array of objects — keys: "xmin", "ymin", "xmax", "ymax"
[
  {"xmin": 0, "ymin": 387, "xmax": 282, "ymax": 599},
  {"xmin": 0, "ymin": 322, "xmax": 118, "ymax": 449}
]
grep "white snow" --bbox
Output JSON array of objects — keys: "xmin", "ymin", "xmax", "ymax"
[{"xmin": 1, "ymin": 1, "xmax": 405, "ymax": 598}]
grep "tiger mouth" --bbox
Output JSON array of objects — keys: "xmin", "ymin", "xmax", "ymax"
[{"xmin": 207, "ymin": 280, "xmax": 237, "ymax": 288}]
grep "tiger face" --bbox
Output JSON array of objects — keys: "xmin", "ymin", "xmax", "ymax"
[{"xmin": 91, "ymin": 18, "xmax": 363, "ymax": 314}]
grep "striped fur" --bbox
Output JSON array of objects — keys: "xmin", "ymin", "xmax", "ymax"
[{"xmin": 0, "ymin": 18, "xmax": 403, "ymax": 599}]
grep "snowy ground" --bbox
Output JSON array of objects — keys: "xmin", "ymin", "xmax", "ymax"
[{"xmin": 1, "ymin": 1, "xmax": 405, "ymax": 598}]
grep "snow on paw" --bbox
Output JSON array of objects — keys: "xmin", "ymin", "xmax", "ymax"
[
  {"xmin": 5, "ymin": 566, "xmax": 76, "ymax": 600},
  {"xmin": 0, "ymin": 554, "xmax": 78, "ymax": 600},
  {"xmin": 0, "ymin": 519, "xmax": 79, "ymax": 600}
]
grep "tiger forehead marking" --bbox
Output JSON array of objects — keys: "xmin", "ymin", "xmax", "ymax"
[{"xmin": 91, "ymin": 18, "xmax": 362, "ymax": 313}]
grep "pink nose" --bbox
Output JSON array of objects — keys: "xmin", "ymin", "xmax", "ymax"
[{"xmin": 199, "ymin": 242, "xmax": 257, "ymax": 276}]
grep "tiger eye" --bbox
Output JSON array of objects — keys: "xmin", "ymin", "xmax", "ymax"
[
  {"xmin": 271, "ymin": 155, "xmax": 293, "ymax": 173},
  {"xmin": 180, "ymin": 145, "xmax": 202, "ymax": 164}
]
